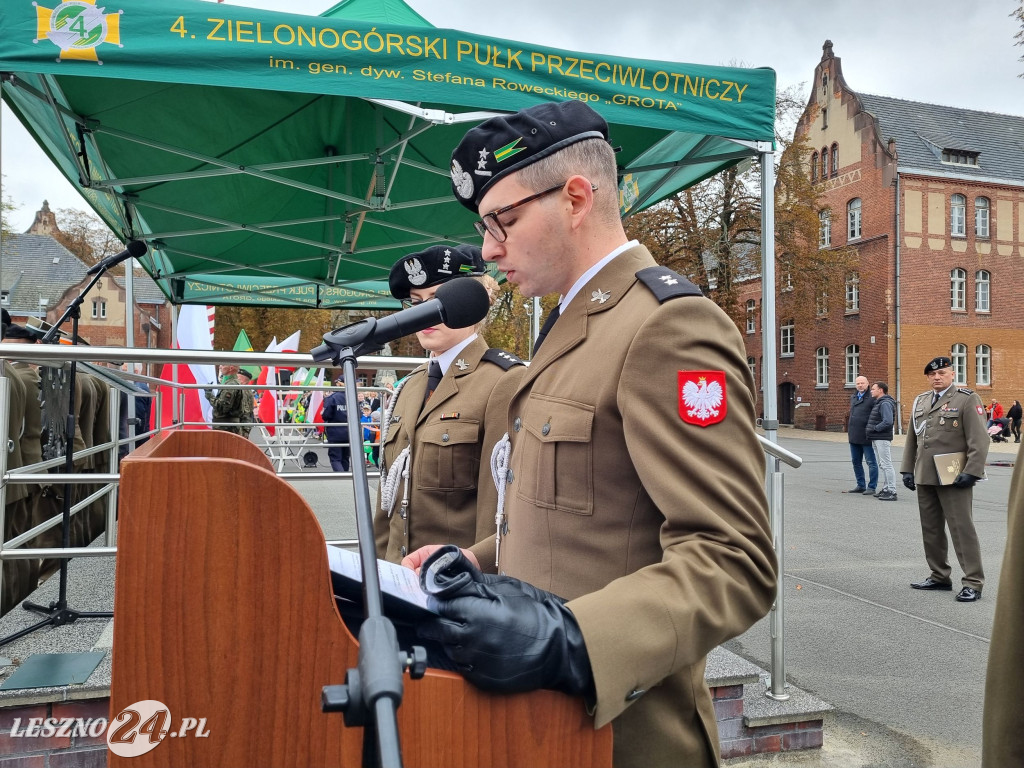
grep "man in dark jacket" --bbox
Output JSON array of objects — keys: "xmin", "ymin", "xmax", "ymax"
[
  {"xmin": 320, "ymin": 381, "xmax": 350, "ymax": 472},
  {"xmin": 867, "ymin": 381, "xmax": 898, "ymax": 500},
  {"xmin": 848, "ymin": 375, "xmax": 878, "ymax": 494}
]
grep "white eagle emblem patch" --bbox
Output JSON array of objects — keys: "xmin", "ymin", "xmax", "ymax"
[
  {"xmin": 405, "ymin": 257, "xmax": 428, "ymax": 286},
  {"xmin": 451, "ymin": 158, "xmax": 474, "ymax": 200},
  {"xmin": 678, "ymin": 371, "xmax": 727, "ymax": 426}
]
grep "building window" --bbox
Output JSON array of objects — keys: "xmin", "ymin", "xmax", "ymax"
[
  {"xmin": 781, "ymin": 320, "xmax": 795, "ymax": 357},
  {"xmin": 780, "ymin": 255, "xmax": 794, "ymax": 292},
  {"xmin": 950, "ymin": 194, "xmax": 966, "ymax": 237},
  {"xmin": 830, "ymin": 143, "xmax": 838, "ymax": 177},
  {"xmin": 811, "ymin": 152, "xmax": 818, "ymax": 182},
  {"xmin": 819, "ymin": 210, "xmax": 831, "ymax": 248},
  {"xmin": 745, "ymin": 299, "xmax": 756, "ymax": 334},
  {"xmin": 941, "ymin": 149, "xmax": 979, "ymax": 166},
  {"xmin": 845, "ymin": 271, "xmax": 860, "ymax": 313},
  {"xmin": 822, "ymin": 108, "xmax": 828, "ymax": 130},
  {"xmin": 975, "ymin": 197, "xmax": 990, "ymax": 238},
  {"xmin": 951, "ymin": 343, "xmax": 967, "ymax": 386},
  {"xmin": 976, "ymin": 270, "xmax": 990, "ymax": 313},
  {"xmin": 976, "ymin": 345, "xmax": 991, "ymax": 386},
  {"xmin": 845, "ymin": 345, "xmax": 859, "ymax": 386},
  {"xmin": 950, "ymin": 268, "xmax": 966, "ymax": 311},
  {"xmin": 847, "ymin": 198, "xmax": 862, "ymax": 240},
  {"xmin": 816, "ymin": 285, "xmax": 828, "ymax": 317},
  {"xmin": 821, "ymin": 147, "xmax": 828, "ymax": 178},
  {"xmin": 816, "ymin": 347, "xmax": 829, "ymax": 387},
  {"xmin": 91, "ymin": 299, "xmax": 107, "ymax": 319},
  {"xmin": 822, "ymin": 71, "xmax": 828, "ymax": 91},
  {"xmin": 747, "ymin": 356, "xmax": 756, "ymax": 380}
]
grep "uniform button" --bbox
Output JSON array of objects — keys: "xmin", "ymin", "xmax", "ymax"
[
  {"xmin": 442, "ymin": 433, "xmax": 449, "ymax": 443},
  {"xmin": 625, "ymin": 688, "xmax": 646, "ymax": 702},
  {"xmin": 542, "ymin": 423, "xmax": 551, "ymax": 436},
  {"xmin": 506, "ymin": 469, "xmax": 514, "ymax": 484},
  {"xmin": 513, "ymin": 417, "xmax": 522, "ymax": 432},
  {"xmin": 400, "ymin": 546, "xmax": 407, "ymax": 557}
]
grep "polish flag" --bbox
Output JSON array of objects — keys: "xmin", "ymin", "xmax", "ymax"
[
  {"xmin": 256, "ymin": 337, "xmax": 281, "ymax": 435},
  {"xmin": 275, "ymin": 330, "xmax": 301, "ymax": 371},
  {"xmin": 307, "ymin": 368, "xmax": 327, "ymax": 427},
  {"xmin": 151, "ymin": 305, "xmax": 217, "ymax": 430}
]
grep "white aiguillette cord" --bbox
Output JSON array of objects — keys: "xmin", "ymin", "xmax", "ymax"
[{"xmin": 489, "ymin": 433, "xmax": 511, "ymax": 568}]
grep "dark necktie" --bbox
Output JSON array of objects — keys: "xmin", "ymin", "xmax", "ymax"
[
  {"xmin": 533, "ymin": 305, "xmax": 561, "ymax": 355},
  {"xmin": 423, "ymin": 360, "xmax": 442, "ymax": 406},
  {"xmin": 931, "ymin": 392, "xmax": 940, "ymax": 407}
]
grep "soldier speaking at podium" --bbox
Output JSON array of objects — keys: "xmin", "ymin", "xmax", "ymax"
[
  {"xmin": 901, "ymin": 356, "xmax": 989, "ymax": 602},
  {"xmin": 403, "ymin": 101, "xmax": 777, "ymax": 768}
]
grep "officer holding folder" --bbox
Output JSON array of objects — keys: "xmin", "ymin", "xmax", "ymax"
[{"xmin": 901, "ymin": 356, "xmax": 989, "ymax": 602}]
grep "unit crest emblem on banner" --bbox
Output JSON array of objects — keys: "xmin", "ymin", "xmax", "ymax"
[
  {"xmin": 678, "ymin": 370, "xmax": 727, "ymax": 426},
  {"xmin": 35, "ymin": 0, "xmax": 123, "ymax": 63}
]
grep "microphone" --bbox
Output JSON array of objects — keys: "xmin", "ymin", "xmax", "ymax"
[
  {"xmin": 312, "ymin": 278, "xmax": 490, "ymax": 361},
  {"xmin": 86, "ymin": 240, "xmax": 148, "ymax": 275}
]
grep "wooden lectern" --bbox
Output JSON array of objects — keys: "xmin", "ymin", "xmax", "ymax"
[{"xmin": 110, "ymin": 430, "xmax": 612, "ymax": 767}]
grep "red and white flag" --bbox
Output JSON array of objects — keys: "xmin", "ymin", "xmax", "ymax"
[
  {"xmin": 308, "ymin": 368, "xmax": 327, "ymax": 427},
  {"xmin": 256, "ymin": 337, "xmax": 280, "ymax": 435},
  {"xmin": 151, "ymin": 305, "xmax": 217, "ymax": 430}
]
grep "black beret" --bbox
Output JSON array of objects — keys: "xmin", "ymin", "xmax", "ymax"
[
  {"xmin": 1, "ymin": 309, "xmax": 10, "ymax": 326},
  {"xmin": 450, "ymin": 101, "xmax": 609, "ymax": 211},
  {"xmin": 924, "ymin": 356, "xmax": 953, "ymax": 374},
  {"xmin": 388, "ymin": 244, "xmax": 486, "ymax": 301}
]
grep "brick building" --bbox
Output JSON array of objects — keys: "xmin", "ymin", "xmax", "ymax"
[
  {"xmin": 2, "ymin": 204, "xmax": 172, "ymax": 361},
  {"xmin": 744, "ymin": 41, "xmax": 1024, "ymax": 432}
]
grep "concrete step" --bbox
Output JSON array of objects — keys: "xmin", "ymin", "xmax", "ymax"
[{"xmin": 707, "ymin": 647, "xmax": 833, "ymax": 761}]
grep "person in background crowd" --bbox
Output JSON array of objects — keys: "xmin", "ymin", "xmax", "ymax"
[
  {"xmin": 236, "ymin": 367, "xmax": 255, "ymax": 438},
  {"xmin": 320, "ymin": 379, "xmax": 350, "ymax": 472},
  {"xmin": 866, "ymin": 381, "xmax": 898, "ymax": 501},
  {"xmin": 205, "ymin": 364, "xmax": 245, "ymax": 435},
  {"xmin": 847, "ymin": 374, "xmax": 878, "ymax": 495},
  {"xmin": 1006, "ymin": 399, "xmax": 1022, "ymax": 443},
  {"xmin": 901, "ymin": 356, "xmax": 988, "ymax": 602}
]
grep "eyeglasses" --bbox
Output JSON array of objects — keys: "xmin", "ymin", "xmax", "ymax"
[
  {"xmin": 400, "ymin": 297, "xmax": 428, "ymax": 309},
  {"xmin": 473, "ymin": 182, "xmax": 568, "ymax": 242}
]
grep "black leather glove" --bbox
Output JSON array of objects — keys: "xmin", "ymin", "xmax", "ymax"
[
  {"xmin": 902, "ymin": 473, "xmax": 916, "ymax": 491},
  {"xmin": 952, "ymin": 472, "xmax": 979, "ymax": 489},
  {"xmin": 416, "ymin": 546, "xmax": 594, "ymax": 698}
]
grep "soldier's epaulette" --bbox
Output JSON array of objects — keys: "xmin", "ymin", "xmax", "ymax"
[
  {"xmin": 957, "ymin": 387, "xmax": 974, "ymax": 395},
  {"xmin": 635, "ymin": 266, "xmax": 702, "ymax": 303},
  {"xmin": 483, "ymin": 349, "xmax": 525, "ymax": 370}
]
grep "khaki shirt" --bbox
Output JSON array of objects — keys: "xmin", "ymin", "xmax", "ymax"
[
  {"xmin": 374, "ymin": 336, "xmax": 523, "ymax": 562},
  {"xmin": 900, "ymin": 387, "xmax": 989, "ymax": 483},
  {"xmin": 471, "ymin": 245, "xmax": 776, "ymax": 768}
]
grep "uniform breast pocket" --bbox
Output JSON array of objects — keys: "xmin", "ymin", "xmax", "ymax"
[
  {"xmin": 517, "ymin": 395, "xmax": 594, "ymax": 515},
  {"xmin": 416, "ymin": 420, "xmax": 481, "ymax": 491}
]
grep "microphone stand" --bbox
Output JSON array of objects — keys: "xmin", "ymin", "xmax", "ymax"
[
  {"xmin": 0, "ymin": 265, "xmax": 114, "ymax": 647},
  {"xmin": 314, "ymin": 318, "xmax": 424, "ymax": 768}
]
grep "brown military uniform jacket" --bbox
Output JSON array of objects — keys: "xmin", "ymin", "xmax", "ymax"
[
  {"xmin": 374, "ymin": 336, "xmax": 523, "ymax": 562},
  {"xmin": 983, "ymin": 440, "xmax": 1024, "ymax": 766},
  {"xmin": 470, "ymin": 245, "xmax": 777, "ymax": 768},
  {"xmin": 900, "ymin": 387, "xmax": 989, "ymax": 483}
]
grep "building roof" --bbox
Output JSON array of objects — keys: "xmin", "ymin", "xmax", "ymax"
[
  {"xmin": 113, "ymin": 273, "xmax": 167, "ymax": 305},
  {"xmin": 1, "ymin": 232, "xmax": 89, "ymax": 317},
  {"xmin": 858, "ymin": 94, "xmax": 1024, "ymax": 183}
]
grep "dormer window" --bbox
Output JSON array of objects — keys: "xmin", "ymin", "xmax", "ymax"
[{"xmin": 941, "ymin": 149, "xmax": 979, "ymax": 166}]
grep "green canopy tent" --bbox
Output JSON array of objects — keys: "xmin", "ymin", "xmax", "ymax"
[
  {"xmin": 0, "ymin": 0, "xmax": 775, "ymax": 311},
  {"xmin": 0, "ymin": 0, "xmax": 792, "ymax": 698}
]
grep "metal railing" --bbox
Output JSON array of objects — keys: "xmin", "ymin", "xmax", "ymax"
[{"xmin": 0, "ymin": 342, "xmax": 800, "ymax": 696}]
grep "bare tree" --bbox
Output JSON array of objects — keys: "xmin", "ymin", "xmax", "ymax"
[{"xmin": 53, "ymin": 208, "xmax": 121, "ymax": 270}]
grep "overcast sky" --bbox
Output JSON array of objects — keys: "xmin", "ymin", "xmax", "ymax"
[{"xmin": 2, "ymin": 0, "xmax": 1021, "ymax": 231}]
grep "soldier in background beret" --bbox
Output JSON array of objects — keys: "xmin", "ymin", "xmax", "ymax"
[
  {"xmin": 901, "ymin": 355, "xmax": 989, "ymax": 602},
  {"xmin": 387, "ymin": 243, "xmax": 486, "ymax": 300},
  {"xmin": 374, "ymin": 244, "xmax": 524, "ymax": 564}
]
